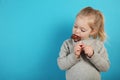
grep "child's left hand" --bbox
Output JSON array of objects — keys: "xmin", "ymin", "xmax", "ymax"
[{"xmin": 82, "ymin": 44, "xmax": 94, "ymax": 58}]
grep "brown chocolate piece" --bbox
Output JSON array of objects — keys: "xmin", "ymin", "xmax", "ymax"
[{"xmin": 71, "ymin": 34, "xmax": 81, "ymax": 42}]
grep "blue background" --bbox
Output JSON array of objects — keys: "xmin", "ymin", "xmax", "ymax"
[{"xmin": 0, "ymin": 0, "xmax": 120, "ymax": 80}]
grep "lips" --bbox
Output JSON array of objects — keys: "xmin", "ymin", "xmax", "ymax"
[{"xmin": 71, "ymin": 34, "xmax": 81, "ymax": 42}]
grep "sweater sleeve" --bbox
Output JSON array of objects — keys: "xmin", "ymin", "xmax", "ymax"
[
  {"xmin": 57, "ymin": 40, "xmax": 80, "ymax": 70},
  {"xmin": 87, "ymin": 41, "xmax": 110, "ymax": 72}
]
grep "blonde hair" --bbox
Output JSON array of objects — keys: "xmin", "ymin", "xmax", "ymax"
[{"xmin": 77, "ymin": 7, "xmax": 106, "ymax": 42}]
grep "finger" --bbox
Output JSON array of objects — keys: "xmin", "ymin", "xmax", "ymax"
[
  {"xmin": 86, "ymin": 49, "xmax": 93, "ymax": 55},
  {"xmin": 75, "ymin": 51, "xmax": 80, "ymax": 56},
  {"xmin": 81, "ymin": 44, "xmax": 85, "ymax": 49},
  {"xmin": 84, "ymin": 48, "xmax": 90, "ymax": 54}
]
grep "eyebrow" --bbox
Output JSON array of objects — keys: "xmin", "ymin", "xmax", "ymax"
[{"xmin": 74, "ymin": 24, "xmax": 87, "ymax": 30}]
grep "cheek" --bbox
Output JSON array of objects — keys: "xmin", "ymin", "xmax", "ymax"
[
  {"xmin": 72, "ymin": 28, "xmax": 76, "ymax": 33},
  {"xmin": 81, "ymin": 32, "xmax": 90, "ymax": 37},
  {"xmin": 80, "ymin": 33, "xmax": 86, "ymax": 37}
]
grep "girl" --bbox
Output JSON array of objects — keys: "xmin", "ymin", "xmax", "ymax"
[{"xmin": 57, "ymin": 7, "xmax": 110, "ymax": 80}]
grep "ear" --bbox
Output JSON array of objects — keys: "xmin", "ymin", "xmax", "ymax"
[{"xmin": 90, "ymin": 29, "xmax": 97, "ymax": 36}]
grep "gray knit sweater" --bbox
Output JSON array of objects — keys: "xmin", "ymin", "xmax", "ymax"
[{"xmin": 57, "ymin": 38, "xmax": 110, "ymax": 80}]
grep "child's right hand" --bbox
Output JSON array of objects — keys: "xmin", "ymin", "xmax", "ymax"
[{"xmin": 74, "ymin": 42, "xmax": 83, "ymax": 58}]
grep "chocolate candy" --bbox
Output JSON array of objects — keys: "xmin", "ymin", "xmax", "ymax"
[{"xmin": 71, "ymin": 34, "xmax": 81, "ymax": 42}]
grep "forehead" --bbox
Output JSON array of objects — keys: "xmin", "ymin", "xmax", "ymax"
[
  {"xmin": 75, "ymin": 17, "xmax": 90, "ymax": 28},
  {"xmin": 75, "ymin": 16, "xmax": 90, "ymax": 24},
  {"xmin": 75, "ymin": 16, "xmax": 94, "ymax": 26}
]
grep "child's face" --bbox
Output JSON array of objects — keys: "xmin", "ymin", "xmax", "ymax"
[{"xmin": 72, "ymin": 16, "xmax": 93, "ymax": 40}]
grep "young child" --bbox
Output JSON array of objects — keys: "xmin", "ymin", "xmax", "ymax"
[{"xmin": 57, "ymin": 7, "xmax": 110, "ymax": 80}]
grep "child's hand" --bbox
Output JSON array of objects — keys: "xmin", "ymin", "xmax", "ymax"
[
  {"xmin": 83, "ymin": 45, "xmax": 94, "ymax": 58},
  {"xmin": 74, "ymin": 42, "xmax": 83, "ymax": 58}
]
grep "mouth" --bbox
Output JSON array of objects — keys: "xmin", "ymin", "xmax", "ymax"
[{"xmin": 71, "ymin": 34, "xmax": 81, "ymax": 42}]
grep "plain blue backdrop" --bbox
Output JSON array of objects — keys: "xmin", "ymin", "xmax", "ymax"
[{"xmin": 0, "ymin": 0, "xmax": 120, "ymax": 80}]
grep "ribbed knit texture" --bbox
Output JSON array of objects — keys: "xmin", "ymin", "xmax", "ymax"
[{"xmin": 57, "ymin": 38, "xmax": 110, "ymax": 80}]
